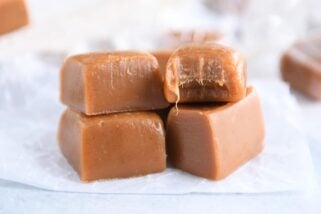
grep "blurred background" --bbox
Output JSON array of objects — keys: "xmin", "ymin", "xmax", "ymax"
[{"xmin": 1, "ymin": 0, "xmax": 321, "ymax": 78}]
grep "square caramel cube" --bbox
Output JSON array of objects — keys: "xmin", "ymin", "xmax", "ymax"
[
  {"xmin": 58, "ymin": 109, "xmax": 166, "ymax": 181},
  {"xmin": 166, "ymin": 87, "xmax": 265, "ymax": 180}
]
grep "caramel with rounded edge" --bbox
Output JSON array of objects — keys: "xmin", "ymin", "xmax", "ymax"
[
  {"xmin": 60, "ymin": 52, "xmax": 169, "ymax": 115},
  {"xmin": 164, "ymin": 43, "xmax": 247, "ymax": 103},
  {"xmin": 0, "ymin": 0, "xmax": 28, "ymax": 35},
  {"xmin": 281, "ymin": 36, "xmax": 321, "ymax": 100}
]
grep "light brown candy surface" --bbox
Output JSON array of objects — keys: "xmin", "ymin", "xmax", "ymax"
[
  {"xmin": 164, "ymin": 43, "xmax": 247, "ymax": 103},
  {"xmin": 0, "ymin": 0, "xmax": 28, "ymax": 35},
  {"xmin": 152, "ymin": 50, "xmax": 173, "ymax": 77},
  {"xmin": 166, "ymin": 87, "xmax": 265, "ymax": 180},
  {"xmin": 58, "ymin": 109, "xmax": 166, "ymax": 181},
  {"xmin": 60, "ymin": 52, "xmax": 169, "ymax": 115},
  {"xmin": 281, "ymin": 36, "xmax": 321, "ymax": 100}
]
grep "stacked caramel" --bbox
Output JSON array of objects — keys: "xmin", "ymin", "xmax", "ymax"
[
  {"xmin": 58, "ymin": 52, "xmax": 168, "ymax": 181},
  {"xmin": 58, "ymin": 43, "xmax": 265, "ymax": 181}
]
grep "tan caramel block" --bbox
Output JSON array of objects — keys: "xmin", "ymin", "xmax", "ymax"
[
  {"xmin": 166, "ymin": 87, "xmax": 264, "ymax": 180},
  {"xmin": 164, "ymin": 43, "xmax": 247, "ymax": 103},
  {"xmin": 0, "ymin": 0, "xmax": 28, "ymax": 35},
  {"xmin": 60, "ymin": 52, "xmax": 169, "ymax": 115},
  {"xmin": 281, "ymin": 36, "xmax": 321, "ymax": 100},
  {"xmin": 58, "ymin": 109, "xmax": 166, "ymax": 181},
  {"xmin": 151, "ymin": 50, "xmax": 173, "ymax": 77}
]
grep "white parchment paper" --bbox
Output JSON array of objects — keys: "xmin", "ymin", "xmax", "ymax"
[{"xmin": 0, "ymin": 55, "xmax": 317, "ymax": 194}]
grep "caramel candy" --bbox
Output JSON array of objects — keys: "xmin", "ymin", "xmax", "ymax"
[
  {"xmin": 281, "ymin": 36, "xmax": 321, "ymax": 100},
  {"xmin": 166, "ymin": 87, "xmax": 264, "ymax": 180},
  {"xmin": 0, "ymin": 0, "xmax": 28, "ymax": 35},
  {"xmin": 152, "ymin": 50, "xmax": 172, "ymax": 76},
  {"xmin": 164, "ymin": 43, "xmax": 247, "ymax": 103},
  {"xmin": 60, "ymin": 52, "xmax": 169, "ymax": 115},
  {"xmin": 58, "ymin": 109, "xmax": 166, "ymax": 181}
]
